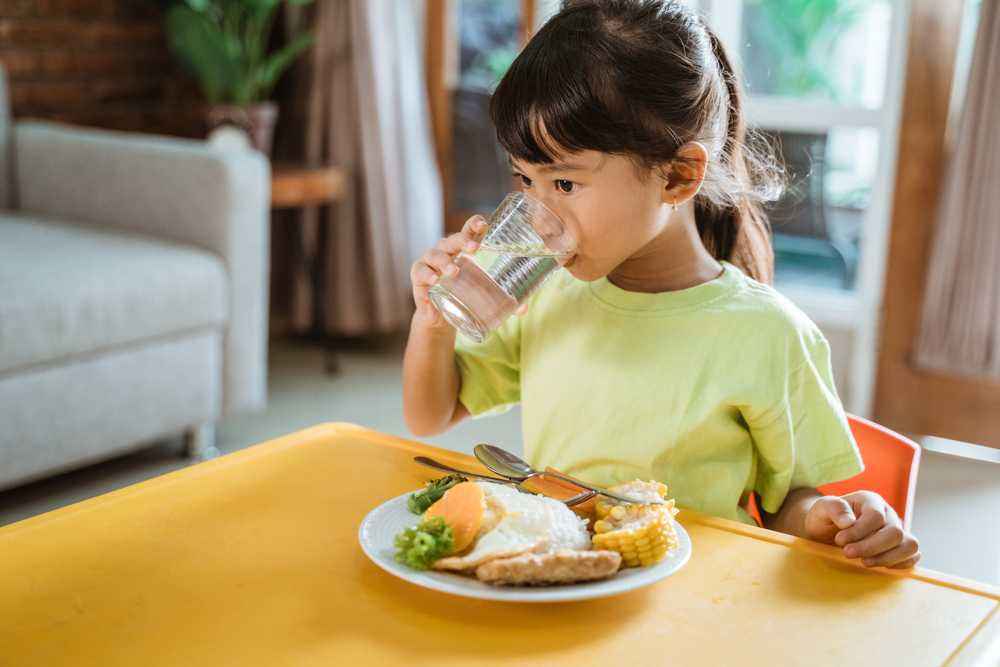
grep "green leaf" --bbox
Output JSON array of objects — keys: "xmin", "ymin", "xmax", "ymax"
[
  {"xmin": 165, "ymin": 5, "xmax": 241, "ymax": 103},
  {"xmin": 239, "ymin": 0, "xmax": 279, "ymax": 8},
  {"xmin": 164, "ymin": 0, "xmax": 315, "ymax": 104},
  {"xmin": 239, "ymin": 0, "xmax": 281, "ymax": 26},
  {"xmin": 253, "ymin": 31, "xmax": 314, "ymax": 100}
]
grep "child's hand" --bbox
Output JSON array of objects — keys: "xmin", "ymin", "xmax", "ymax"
[
  {"xmin": 804, "ymin": 491, "xmax": 921, "ymax": 569},
  {"xmin": 410, "ymin": 215, "xmax": 488, "ymax": 331}
]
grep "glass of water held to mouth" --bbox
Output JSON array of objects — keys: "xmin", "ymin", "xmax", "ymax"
[{"xmin": 429, "ymin": 192, "xmax": 577, "ymax": 342}]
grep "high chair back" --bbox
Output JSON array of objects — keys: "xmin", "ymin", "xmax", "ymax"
[{"xmin": 746, "ymin": 414, "xmax": 921, "ymax": 531}]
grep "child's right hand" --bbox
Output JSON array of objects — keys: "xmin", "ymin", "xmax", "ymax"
[{"xmin": 410, "ymin": 214, "xmax": 489, "ymax": 332}]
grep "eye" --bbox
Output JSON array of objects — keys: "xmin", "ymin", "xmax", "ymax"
[
  {"xmin": 556, "ymin": 179, "xmax": 574, "ymax": 193},
  {"xmin": 513, "ymin": 173, "xmax": 532, "ymax": 188}
]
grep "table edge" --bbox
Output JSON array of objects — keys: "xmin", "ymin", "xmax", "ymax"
[{"xmin": 4, "ymin": 420, "xmax": 999, "ymax": 610}]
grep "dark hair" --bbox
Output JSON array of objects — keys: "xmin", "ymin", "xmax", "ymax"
[{"xmin": 490, "ymin": 0, "xmax": 783, "ymax": 284}]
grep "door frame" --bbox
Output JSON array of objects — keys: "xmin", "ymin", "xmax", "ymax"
[{"xmin": 873, "ymin": 0, "xmax": 1000, "ymax": 448}]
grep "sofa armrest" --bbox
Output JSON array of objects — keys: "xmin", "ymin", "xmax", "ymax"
[{"xmin": 13, "ymin": 120, "xmax": 270, "ymax": 415}]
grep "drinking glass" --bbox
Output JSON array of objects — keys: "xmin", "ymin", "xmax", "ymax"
[{"xmin": 429, "ymin": 192, "xmax": 576, "ymax": 342}]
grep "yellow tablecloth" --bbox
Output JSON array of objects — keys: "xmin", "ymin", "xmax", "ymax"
[{"xmin": 1, "ymin": 423, "xmax": 997, "ymax": 666}]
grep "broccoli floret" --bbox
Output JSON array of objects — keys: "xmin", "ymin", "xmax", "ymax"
[{"xmin": 394, "ymin": 517, "xmax": 454, "ymax": 570}]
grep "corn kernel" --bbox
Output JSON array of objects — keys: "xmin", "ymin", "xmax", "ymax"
[{"xmin": 590, "ymin": 483, "xmax": 680, "ymax": 569}]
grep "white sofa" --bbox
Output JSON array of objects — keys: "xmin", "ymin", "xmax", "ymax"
[{"xmin": 0, "ymin": 67, "xmax": 270, "ymax": 491}]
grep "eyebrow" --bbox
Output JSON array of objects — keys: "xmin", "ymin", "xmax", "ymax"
[{"xmin": 508, "ymin": 157, "xmax": 590, "ymax": 173}]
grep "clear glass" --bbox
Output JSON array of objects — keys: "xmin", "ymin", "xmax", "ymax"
[
  {"xmin": 740, "ymin": 0, "xmax": 892, "ymax": 109},
  {"xmin": 429, "ymin": 192, "xmax": 576, "ymax": 342}
]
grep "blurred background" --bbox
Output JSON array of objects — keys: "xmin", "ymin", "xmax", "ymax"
[{"xmin": 0, "ymin": 0, "xmax": 997, "ymax": 584}]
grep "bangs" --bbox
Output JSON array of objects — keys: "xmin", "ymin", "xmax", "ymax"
[{"xmin": 489, "ymin": 18, "xmax": 626, "ymax": 165}]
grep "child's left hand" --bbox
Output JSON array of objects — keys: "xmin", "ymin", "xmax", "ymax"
[{"xmin": 804, "ymin": 491, "xmax": 921, "ymax": 569}]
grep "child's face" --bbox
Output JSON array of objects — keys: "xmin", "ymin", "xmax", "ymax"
[{"xmin": 509, "ymin": 150, "xmax": 673, "ymax": 282}]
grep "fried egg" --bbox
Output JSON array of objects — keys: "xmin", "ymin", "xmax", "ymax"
[{"xmin": 433, "ymin": 482, "xmax": 591, "ymax": 571}]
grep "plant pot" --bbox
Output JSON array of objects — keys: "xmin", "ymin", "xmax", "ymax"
[{"xmin": 206, "ymin": 102, "xmax": 279, "ymax": 155}]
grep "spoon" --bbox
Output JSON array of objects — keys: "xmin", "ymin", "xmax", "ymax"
[
  {"xmin": 412, "ymin": 456, "xmax": 594, "ymax": 506},
  {"xmin": 473, "ymin": 443, "xmax": 663, "ymax": 505}
]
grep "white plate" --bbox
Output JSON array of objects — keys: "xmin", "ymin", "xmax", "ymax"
[{"xmin": 358, "ymin": 490, "xmax": 692, "ymax": 603}]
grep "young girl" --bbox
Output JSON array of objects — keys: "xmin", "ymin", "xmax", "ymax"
[{"xmin": 403, "ymin": 0, "xmax": 919, "ymax": 569}]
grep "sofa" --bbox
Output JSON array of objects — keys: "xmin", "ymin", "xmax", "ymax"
[{"xmin": 0, "ymin": 67, "xmax": 270, "ymax": 491}]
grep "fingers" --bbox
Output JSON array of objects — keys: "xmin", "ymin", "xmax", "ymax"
[
  {"xmin": 845, "ymin": 523, "xmax": 905, "ymax": 560},
  {"xmin": 819, "ymin": 492, "xmax": 920, "ymax": 569},
  {"xmin": 437, "ymin": 231, "xmax": 478, "ymax": 256},
  {"xmin": 888, "ymin": 552, "xmax": 921, "ymax": 569},
  {"xmin": 411, "ymin": 215, "xmax": 488, "ymax": 286},
  {"xmin": 411, "ymin": 249, "xmax": 457, "ymax": 286},
  {"xmin": 461, "ymin": 214, "xmax": 489, "ymax": 240},
  {"xmin": 426, "ymin": 248, "xmax": 460, "ymax": 276},
  {"xmin": 835, "ymin": 496, "xmax": 887, "ymax": 546},
  {"xmin": 411, "ymin": 214, "xmax": 489, "ymax": 315},
  {"xmin": 411, "ymin": 262, "xmax": 440, "ymax": 289},
  {"xmin": 803, "ymin": 495, "xmax": 856, "ymax": 543},
  {"xmin": 861, "ymin": 537, "xmax": 920, "ymax": 568},
  {"xmin": 815, "ymin": 496, "xmax": 857, "ymax": 530}
]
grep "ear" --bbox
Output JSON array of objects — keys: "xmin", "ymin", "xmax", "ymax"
[{"xmin": 662, "ymin": 141, "xmax": 709, "ymax": 207}]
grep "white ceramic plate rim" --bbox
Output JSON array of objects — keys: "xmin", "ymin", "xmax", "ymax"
[{"xmin": 358, "ymin": 490, "xmax": 692, "ymax": 603}]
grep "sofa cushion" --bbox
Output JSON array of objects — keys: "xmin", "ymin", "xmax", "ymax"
[{"xmin": 0, "ymin": 214, "xmax": 227, "ymax": 375}]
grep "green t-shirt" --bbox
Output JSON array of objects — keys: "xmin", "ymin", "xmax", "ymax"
[{"xmin": 454, "ymin": 261, "xmax": 864, "ymax": 525}]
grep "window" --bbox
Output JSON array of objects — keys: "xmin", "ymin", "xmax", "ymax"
[
  {"xmin": 699, "ymin": 0, "xmax": 901, "ymax": 295},
  {"xmin": 450, "ymin": 0, "xmax": 522, "ymax": 213},
  {"xmin": 765, "ymin": 126, "xmax": 878, "ymax": 290},
  {"xmin": 741, "ymin": 0, "xmax": 892, "ymax": 109}
]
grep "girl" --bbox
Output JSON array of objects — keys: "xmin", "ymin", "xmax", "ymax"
[{"xmin": 403, "ymin": 0, "xmax": 919, "ymax": 569}]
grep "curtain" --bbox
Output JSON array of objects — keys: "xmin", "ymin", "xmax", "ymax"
[
  {"xmin": 915, "ymin": 0, "xmax": 1000, "ymax": 378},
  {"xmin": 282, "ymin": 0, "xmax": 443, "ymax": 336}
]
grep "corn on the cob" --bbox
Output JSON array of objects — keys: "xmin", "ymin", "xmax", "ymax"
[
  {"xmin": 594, "ymin": 480, "xmax": 671, "ymax": 519},
  {"xmin": 591, "ymin": 480, "xmax": 679, "ymax": 568}
]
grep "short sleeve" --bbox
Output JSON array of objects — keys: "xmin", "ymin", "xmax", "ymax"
[
  {"xmin": 454, "ymin": 313, "xmax": 522, "ymax": 417},
  {"xmin": 742, "ymin": 333, "xmax": 865, "ymax": 514}
]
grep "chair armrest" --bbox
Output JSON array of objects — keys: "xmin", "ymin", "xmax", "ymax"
[{"xmin": 13, "ymin": 120, "xmax": 270, "ymax": 414}]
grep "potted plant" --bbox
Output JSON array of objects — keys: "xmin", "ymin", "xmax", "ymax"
[{"xmin": 161, "ymin": 0, "xmax": 315, "ymax": 155}]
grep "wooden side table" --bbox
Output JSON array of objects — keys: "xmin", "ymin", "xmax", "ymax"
[
  {"xmin": 271, "ymin": 163, "xmax": 348, "ymax": 372},
  {"xmin": 271, "ymin": 164, "xmax": 347, "ymax": 208}
]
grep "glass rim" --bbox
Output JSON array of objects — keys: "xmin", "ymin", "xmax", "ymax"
[
  {"xmin": 480, "ymin": 191, "xmax": 575, "ymax": 257},
  {"xmin": 506, "ymin": 191, "xmax": 564, "ymax": 225}
]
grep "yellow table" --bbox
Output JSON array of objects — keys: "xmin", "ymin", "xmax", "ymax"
[{"xmin": 1, "ymin": 423, "xmax": 998, "ymax": 666}]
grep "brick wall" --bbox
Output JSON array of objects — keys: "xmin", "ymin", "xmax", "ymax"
[{"xmin": 0, "ymin": 0, "xmax": 206, "ymax": 137}]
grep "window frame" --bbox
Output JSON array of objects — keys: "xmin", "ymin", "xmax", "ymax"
[{"xmin": 697, "ymin": 0, "xmax": 912, "ymax": 415}]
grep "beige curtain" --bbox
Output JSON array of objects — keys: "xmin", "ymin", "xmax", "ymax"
[
  {"xmin": 915, "ymin": 0, "xmax": 1000, "ymax": 378},
  {"xmin": 283, "ymin": 0, "xmax": 443, "ymax": 336}
]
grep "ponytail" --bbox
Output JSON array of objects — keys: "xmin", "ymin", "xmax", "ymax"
[{"xmin": 698, "ymin": 28, "xmax": 776, "ymax": 285}]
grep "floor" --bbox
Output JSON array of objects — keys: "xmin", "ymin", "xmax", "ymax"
[{"xmin": 1, "ymin": 339, "xmax": 998, "ymax": 586}]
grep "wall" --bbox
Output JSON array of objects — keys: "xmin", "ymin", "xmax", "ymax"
[{"xmin": 0, "ymin": 0, "xmax": 203, "ymax": 137}]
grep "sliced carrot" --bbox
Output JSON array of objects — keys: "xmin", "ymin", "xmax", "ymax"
[{"xmin": 424, "ymin": 481, "xmax": 486, "ymax": 554}]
